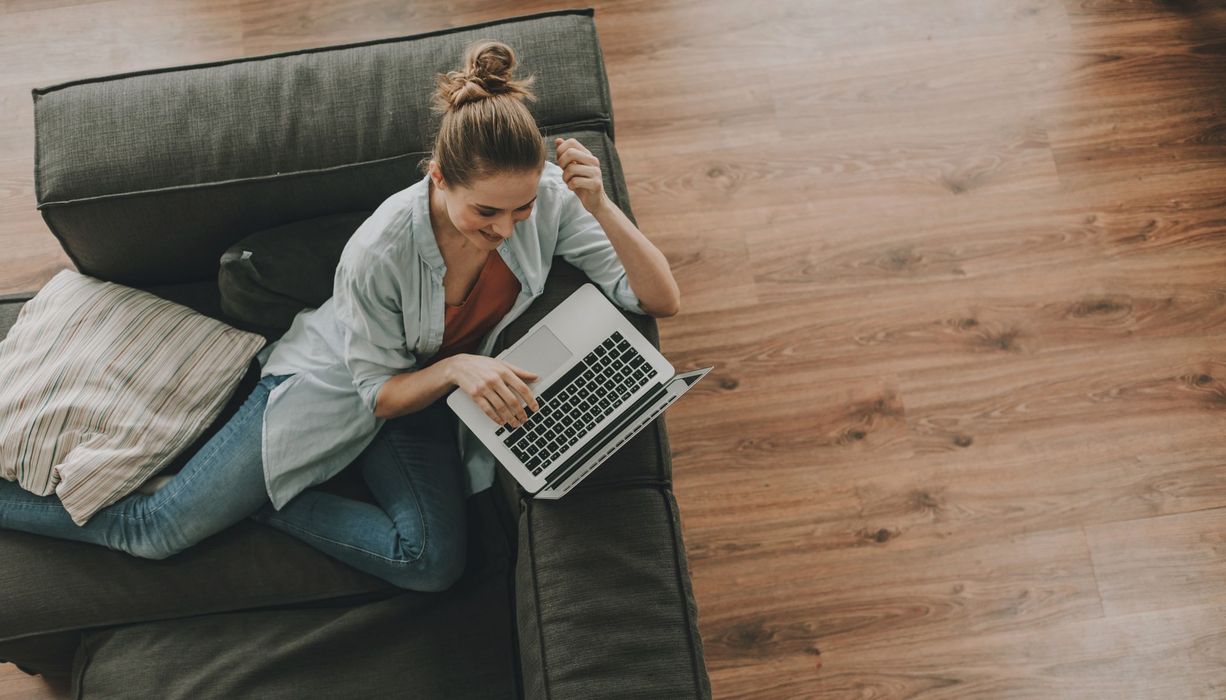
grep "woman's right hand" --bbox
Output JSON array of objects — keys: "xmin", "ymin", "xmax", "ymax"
[{"xmin": 446, "ymin": 354, "xmax": 540, "ymax": 428}]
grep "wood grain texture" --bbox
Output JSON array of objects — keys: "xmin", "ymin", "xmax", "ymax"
[{"xmin": 5, "ymin": 1, "xmax": 1226, "ymax": 698}]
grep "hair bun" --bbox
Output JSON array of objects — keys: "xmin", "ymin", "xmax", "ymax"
[
  {"xmin": 468, "ymin": 41, "xmax": 515, "ymax": 86},
  {"xmin": 432, "ymin": 40, "xmax": 536, "ymax": 113}
]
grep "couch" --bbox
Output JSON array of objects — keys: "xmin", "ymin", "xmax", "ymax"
[{"xmin": 0, "ymin": 9, "xmax": 711, "ymax": 698}]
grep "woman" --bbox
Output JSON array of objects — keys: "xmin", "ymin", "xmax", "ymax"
[{"xmin": 0, "ymin": 40, "xmax": 680, "ymax": 591}]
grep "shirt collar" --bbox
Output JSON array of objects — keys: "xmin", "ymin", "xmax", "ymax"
[{"xmin": 412, "ymin": 172, "xmax": 446, "ymax": 274}]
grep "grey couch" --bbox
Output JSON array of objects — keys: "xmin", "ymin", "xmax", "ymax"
[{"xmin": 0, "ymin": 9, "xmax": 711, "ymax": 698}]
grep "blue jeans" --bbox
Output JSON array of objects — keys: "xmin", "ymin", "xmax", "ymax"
[{"xmin": 0, "ymin": 373, "xmax": 467, "ymax": 591}]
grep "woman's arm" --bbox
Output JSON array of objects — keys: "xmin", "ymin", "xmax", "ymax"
[
  {"xmin": 585, "ymin": 192, "xmax": 681, "ymax": 318},
  {"xmin": 375, "ymin": 354, "xmax": 539, "ymax": 424},
  {"xmin": 555, "ymin": 137, "xmax": 681, "ymax": 318},
  {"xmin": 373, "ymin": 359, "xmax": 456, "ymax": 419}
]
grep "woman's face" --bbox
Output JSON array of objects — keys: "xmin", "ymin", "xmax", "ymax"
[{"xmin": 429, "ymin": 161, "xmax": 542, "ymax": 251}]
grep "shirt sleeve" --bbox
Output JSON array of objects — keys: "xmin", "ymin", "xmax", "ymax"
[
  {"xmin": 551, "ymin": 188, "xmax": 646, "ymax": 315},
  {"xmin": 331, "ymin": 244, "xmax": 417, "ymax": 415}
]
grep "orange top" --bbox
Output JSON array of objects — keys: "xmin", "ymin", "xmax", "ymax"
[{"xmin": 427, "ymin": 251, "xmax": 521, "ymax": 366}]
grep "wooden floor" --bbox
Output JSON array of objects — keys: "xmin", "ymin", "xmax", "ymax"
[{"xmin": 4, "ymin": 0, "xmax": 1226, "ymax": 698}]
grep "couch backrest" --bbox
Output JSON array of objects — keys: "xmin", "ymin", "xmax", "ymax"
[{"xmin": 32, "ymin": 9, "xmax": 615, "ymax": 287}]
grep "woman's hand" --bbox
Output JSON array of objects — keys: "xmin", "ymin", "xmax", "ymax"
[
  {"xmin": 555, "ymin": 137, "xmax": 607, "ymax": 214},
  {"xmin": 445, "ymin": 354, "xmax": 540, "ymax": 428}
]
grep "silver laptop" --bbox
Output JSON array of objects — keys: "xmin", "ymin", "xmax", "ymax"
[{"xmin": 447, "ymin": 283, "xmax": 711, "ymax": 499}]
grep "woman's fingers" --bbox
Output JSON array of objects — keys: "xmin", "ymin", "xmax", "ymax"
[
  {"xmin": 566, "ymin": 175, "xmax": 602, "ymax": 193},
  {"xmin": 476, "ymin": 395, "xmax": 502, "ymax": 425},
  {"xmin": 555, "ymin": 137, "xmax": 594, "ymax": 165},
  {"xmin": 557, "ymin": 149, "xmax": 597, "ymax": 171},
  {"xmin": 560, "ymin": 152, "xmax": 597, "ymax": 169},
  {"xmin": 555, "ymin": 136, "xmax": 585, "ymax": 152},
  {"xmin": 562, "ymin": 163, "xmax": 600, "ymax": 184},
  {"xmin": 487, "ymin": 387, "xmax": 522, "ymax": 424},
  {"xmin": 489, "ymin": 377, "xmax": 529, "ymax": 426},
  {"xmin": 504, "ymin": 369, "xmax": 540, "ymax": 414},
  {"xmin": 456, "ymin": 355, "xmax": 543, "ymax": 427}
]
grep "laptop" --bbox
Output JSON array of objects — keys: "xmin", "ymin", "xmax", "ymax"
[{"xmin": 447, "ymin": 283, "xmax": 712, "ymax": 499}]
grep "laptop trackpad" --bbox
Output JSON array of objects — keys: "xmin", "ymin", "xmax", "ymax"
[{"xmin": 503, "ymin": 326, "xmax": 572, "ymax": 382}]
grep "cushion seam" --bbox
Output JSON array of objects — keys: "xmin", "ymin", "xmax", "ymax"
[
  {"xmin": 589, "ymin": 14, "xmax": 616, "ymax": 142},
  {"xmin": 661, "ymin": 487, "xmax": 708, "ymax": 698},
  {"xmin": 32, "ymin": 9, "xmax": 597, "ymax": 96},
  {"xmin": 506, "ymin": 529, "xmax": 526, "ymax": 699},
  {"xmin": 0, "ymin": 585, "xmax": 391, "ymax": 646},
  {"xmin": 527, "ymin": 500, "xmax": 552, "ymax": 700},
  {"xmin": 37, "ymin": 150, "xmax": 428, "ymax": 208},
  {"xmin": 37, "ymin": 120, "xmax": 612, "ymax": 208}
]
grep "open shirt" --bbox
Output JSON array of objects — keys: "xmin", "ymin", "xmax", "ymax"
[{"xmin": 256, "ymin": 161, "xmax": 644, "ymax": 509}]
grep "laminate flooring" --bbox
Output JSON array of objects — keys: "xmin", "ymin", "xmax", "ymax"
[{"xmin": 3, "ymin": 1, "xmax": 1226, "ymax": 698}]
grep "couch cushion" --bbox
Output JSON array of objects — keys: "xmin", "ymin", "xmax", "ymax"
[
  {"xmin": 516, "ymin": 486, "xmax": 711, "ymax": 698},
  {"xmin": 0, "ymin": 282, "xmax": 285, "ymax": 485},
  {"xmin": 74, "ymin": 565, "xmax": 517, "ymax": 700},
  {"xmin": 33, "ymin": 9, "xmax": 617, "ymax": 287},
  {"xmin": 70, "ymin": 489, "xmax": 515, "ymax": 699},
  {"xmin": 219, "ymin": 211, "xmax": 371, "ymax": 332},
  {"xmin": 0, "ymin": 522, "xmax": 390, "ymax": 644},
  {"xmin": 0, "ymin": 270, "xmax": 266, "ymax": 524},
  {"xmin": 0, "ymin": 484, "xmax": 512, "ymax": 647}
]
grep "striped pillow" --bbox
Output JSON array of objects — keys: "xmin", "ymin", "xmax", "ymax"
[{"xmin": 0, "ymin": 270, "xmax": 266, "ymax": 525}]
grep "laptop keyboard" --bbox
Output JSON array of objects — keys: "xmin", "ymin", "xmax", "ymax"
[{"xmin": 495, "ymin": 331, "xmax": 653, "ymax": 475}]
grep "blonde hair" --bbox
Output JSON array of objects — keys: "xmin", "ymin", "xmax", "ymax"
[{"xmin": 429, "ymin": 40, "xmax": 545, "ymax": 188}]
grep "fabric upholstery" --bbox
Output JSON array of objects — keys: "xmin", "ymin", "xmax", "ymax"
[
  {"xmin": 72, "ymin": 490, "xmax": 516, "ymax": 699},
  {"xmin": 219, "ymin": 211, "xmax": 371, "ymax": 331},
  {"xmin": 74, "ymin": 570, "xmax": 517, "ymax": 700},
  {"xmin": 0, "ymin": 631, "xmax": 80, "ymax": 681},
  {"xmin": 0, "ymin": 520, "xmax": 393, "ymax": 644},
  {"xmin": 0, "ymin": 270, "xmax": 265, "ymax": 524},
  {"xmin": 516, "ymin": 486, "xmax": 710, "ymax": 699},
  {"xmin": 32, "ymin": 9, "xmax": 617, "ymax": 287}
]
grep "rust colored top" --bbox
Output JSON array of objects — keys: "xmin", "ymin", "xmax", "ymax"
[{"xmin": 428, "ymin": 251, "xmax": 522, "ymax": 366}]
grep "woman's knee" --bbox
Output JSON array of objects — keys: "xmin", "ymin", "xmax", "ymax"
[
  {"xmin": 118, "ymin": 511, "xmax": 199, "ymax": 561},
  {"xmin": 123, "ymin": 531, "xmax": 186, "ymax": 561},
  {"xmin": 389, "ymin": 531, "xmax": 467, "ymax": 592}
]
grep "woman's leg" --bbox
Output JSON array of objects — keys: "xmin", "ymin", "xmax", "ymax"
[
  {"xmin": 253, "ymin": 397, "xmax": 468, "ymax": 591},
  {"xmin": 0, "ymin": 373, "xmax": 293, "ymax": 560}
]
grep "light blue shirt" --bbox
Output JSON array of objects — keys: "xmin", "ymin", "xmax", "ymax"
[{"xmin": 256, "ymin": 161, "xmax": 644, "ymax": 509}]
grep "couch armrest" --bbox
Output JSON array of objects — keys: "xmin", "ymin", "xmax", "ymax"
[{"xmin": 515, "ymin": 486, "xmax": 711, "ymax": 698}]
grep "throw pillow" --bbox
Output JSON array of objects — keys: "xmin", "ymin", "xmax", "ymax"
[
  {"xmin": 0, "ymin": 269, "xmax": 266, "ymax": 525},
  {"xmin": 218, "ymin": 212, "xmax": 370, "ymax": 332}
]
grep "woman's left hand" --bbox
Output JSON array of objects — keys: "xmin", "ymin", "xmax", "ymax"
[{"xmin": 555, "ymin": 137, "xmax": 606, "ymax": 214}]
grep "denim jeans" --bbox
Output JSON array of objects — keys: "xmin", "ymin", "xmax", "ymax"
[
  {"xmin": 252, "ymin": 390, "xmax": 468, "ymax": 592},
  {"xmin": 0, "ymin": 373, "xmax": 467, "ymax": 591}
]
